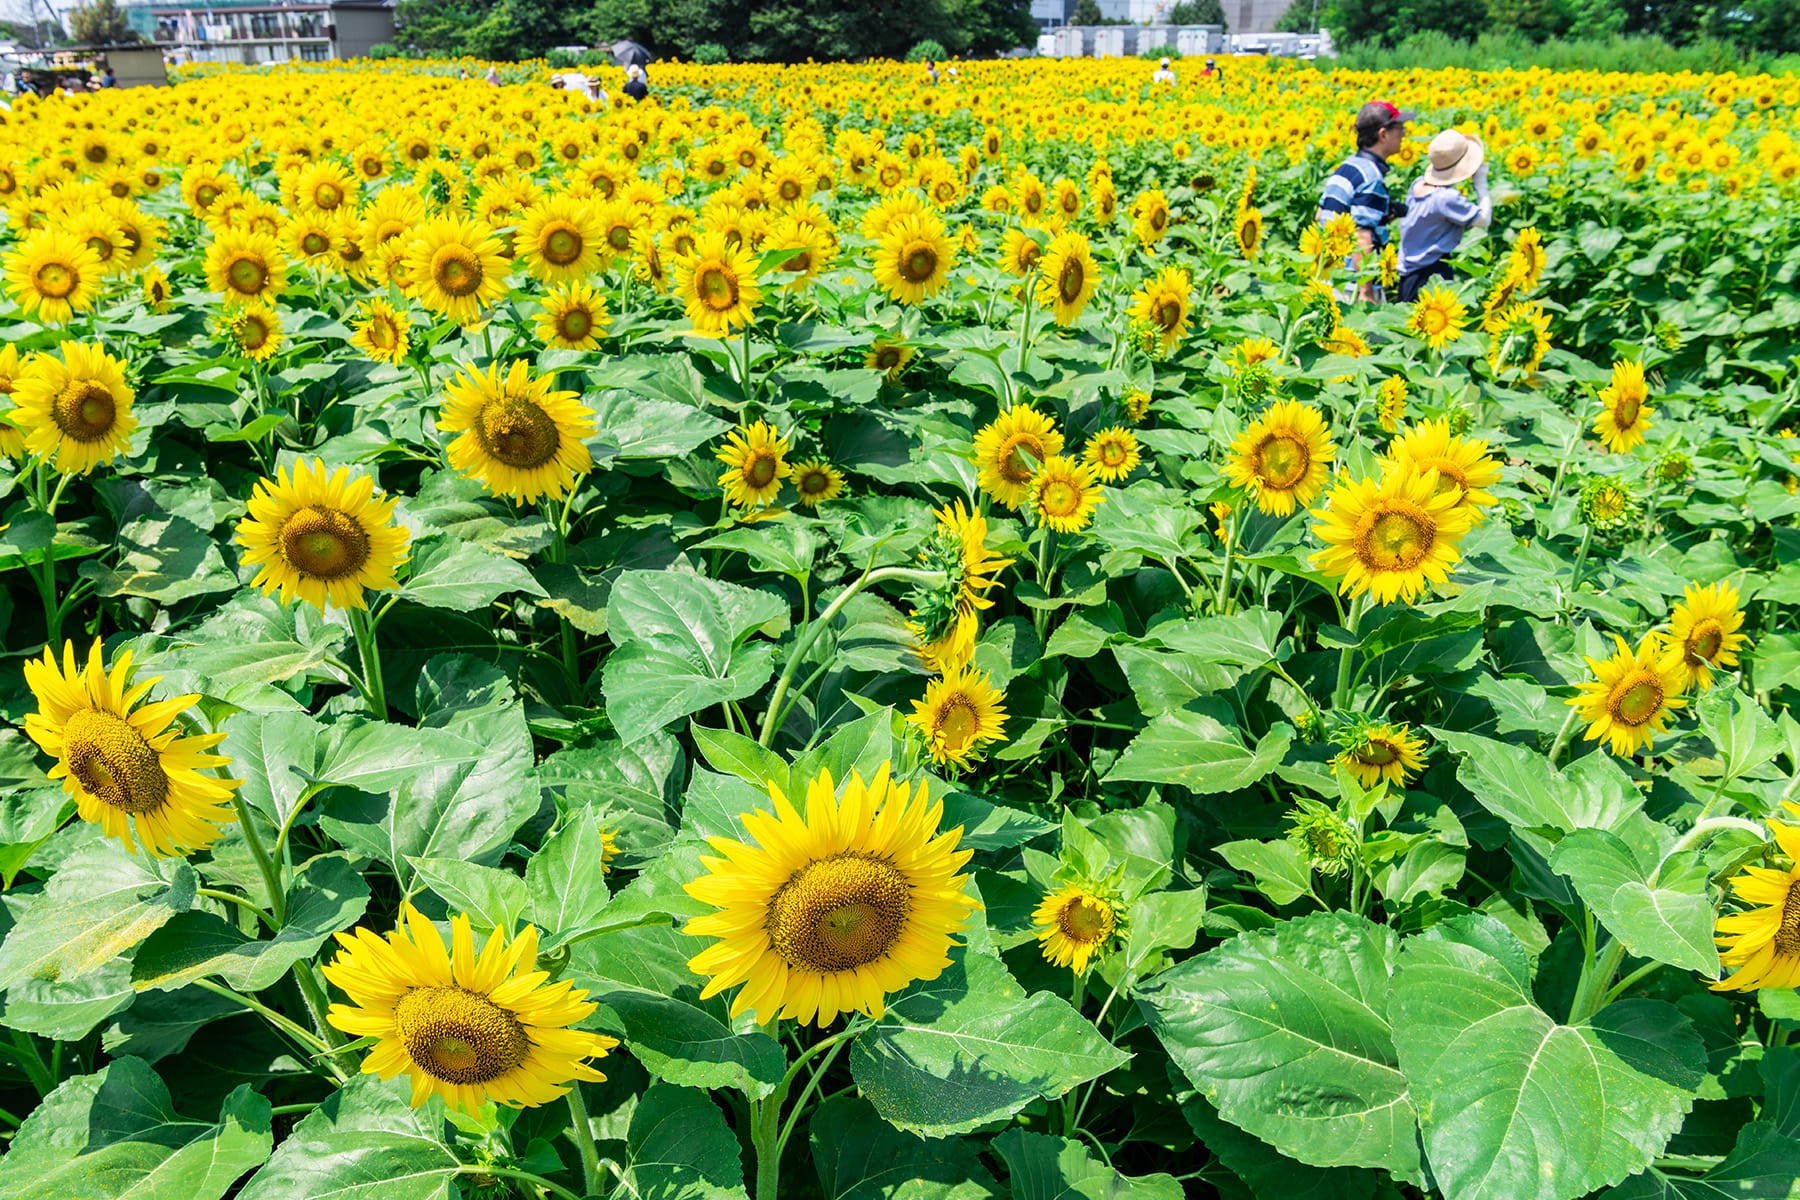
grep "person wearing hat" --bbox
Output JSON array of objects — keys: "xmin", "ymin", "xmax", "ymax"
[
  {"xmin": 1317, "ymin": 100, "xmax": 1416, "ymax": 301},
  {"xmin": 1396, "ymin": 128, "xmax": 1492, "ymax": 303},
  {"xmin": 1153, "ymin": 57, "xmax": 1176, "ymax": 86}
]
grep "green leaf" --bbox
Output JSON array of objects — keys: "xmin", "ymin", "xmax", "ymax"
[
  {"xmin": 1390, "ymin": 920, "xmax": 1703, "ymax": 1200},
  {"xmin": 1119, "ymin": 889, "xmax": 1208, "ymax": 976},
  {"xmin": 526, "ymin": 810, "xmax": 612, "ymax": 949},
  {"xmin": 407, "ymin": 857, "xmax": 528, "ymax": 933},
  {"xmin": 132, "ymin": 855, "xmax": 369, "ymax": 992},
  {"xmin": 1137, "ymin": 910, "xmax": 1420, "ymax": 1181},
  {"xmin": 1695, "ymin": 687, "xmax": 1784, "ymax": 783},
  {"xmin": 1605, "ymin": 1047, "xmax": 1800, "ymax": 1200},
  {"xmin": 398, "ymin": 534, "xmax": 548, "ymax": 610},
  {"xmin": 588, "ymin": 391, "xmax": 732, "ymax": 460},
  {"xmin": 237, "ymin": 1075, "xmax": 458, "ymax": 1200},
  {"xmin": 1434, "ymin": 729, "xmax": 1642, "ymax": 835},
  {"xmin": 607, "ymin": 568, "xmax": 790, "ymax": 649},
  {"xmin": 1216, "ymin": 838, "xmax": 1316, "ymax": 906},
  {"xmin": 1106, "ymin": 713, "xmax": 1293, "ymax": 793},
  {"xmin": 697, "ymin": 521, "xmax": 822, "ymax": 578},
  {"xmin": 0, "ymin": 842, "xmax": 195, "ymax": 992},
  {"xmin": 540, "ymin": 732, "xmax": 684, "ymax": 862},
  {"xmin": 0, "ymin": 950, "xmax": 135, "ymax": 1041},
  {"xmin": 0, "ymin": 1057, "xmax": 272, "ymax": 1200},
  {"xmin": 849, "ymin": 918, "xmax": 1129, "ymax": 1137},
  {"xmin": 603, "ymin": 639, "xmax": 777, "ymax": 745},
  {"xmin": 1550, "ymin": 829, "xmax": 1720, "ymax": 975},
  {"xmin": 1176, "ymin": 1084, "xmax": 1379, "ymax": 1200},
  {"xmin": 607, "ymin": 1082, "xmax": 748, "ymax": 1200},
  {"xmin": 78, "ymin": 514, "xmax": 237, "ymax": 603},
  {"xmin": 810, "ymin": 1095, "xmax": 1002, "ymax": 1200},
  {"xmin": 691, "ymin": 723, "xmax": 790, "ymax": 794},
  {"xmin": 991, "ymin": 1128, "xmax": 1183, "ymax": 1200}
]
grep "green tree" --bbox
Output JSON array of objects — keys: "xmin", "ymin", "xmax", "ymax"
[
  {"xmin": 1071, "ymin": 0, "xmax": 1106, "ymax": 23},
  {"xmin": 68, "ymin": 0, "xmax": 140, "ymax": 45},
  {"xmin": 1169, "ymin": 0, "xmax": 1227, "ymax": 25}
]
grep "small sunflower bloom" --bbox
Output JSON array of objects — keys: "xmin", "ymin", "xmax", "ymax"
[{"xmin": 1034, "ymin": 884, "xmax": 1120, "ymax": 972}]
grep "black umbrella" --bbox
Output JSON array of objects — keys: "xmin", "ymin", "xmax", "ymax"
[{"xmin": 611, "ymin": 40, "xmax": 651, "ymax": 67}]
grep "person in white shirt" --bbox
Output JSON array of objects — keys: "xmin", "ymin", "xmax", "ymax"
[
  {"xmin": 1396, "ymin": 128, "xmax": 1493, "ymax": 302},
  {"xmin": 1153, "ymin": 57, "xmax": 1176, "ymax": 85}
]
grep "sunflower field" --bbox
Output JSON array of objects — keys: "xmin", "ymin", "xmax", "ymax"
[{"xmin": 0, "ymin": 51, "xmax": 1799, "ymax": 1200}]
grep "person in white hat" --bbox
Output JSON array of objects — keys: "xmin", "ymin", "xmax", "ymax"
[
  {"xmin": 1153, "ymin": 57, "xmax": 1176, "ymax": 85},
  {"xmin": 1396, "ymin": 128, "xmax": 1492, "ymax": 303}
]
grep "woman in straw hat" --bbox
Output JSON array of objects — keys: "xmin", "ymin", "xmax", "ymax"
[{"xmin": 1396, "ymin": 128, "xmax": 1492, "ymax": 303}]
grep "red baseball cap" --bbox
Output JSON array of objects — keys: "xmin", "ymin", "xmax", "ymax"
[{"xmin": 1355, "ymin": 100, "xmax": 1418, "ymax": 133}]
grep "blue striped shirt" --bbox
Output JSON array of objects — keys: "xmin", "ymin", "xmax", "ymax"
[{"xmin": 1318, "ymin": 150, "xmax": 1394, "ymax": 245}]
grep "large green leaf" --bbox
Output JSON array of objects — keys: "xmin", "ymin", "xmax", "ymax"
[
  {"xmin": 1105, "ymin": 712, "xmax": 1293, "ymax": 793},
  {"xmin": 810, "ymin": 1096, "xmax": 1001, "ymax": 1200},
  {"xmin": 1550, "ymin": 828, "xmax": 1719, "ymax": 975},
  {"xmin": 1175, "ymin": 1081, "xmax": 1379, "ymax": 1200},
  {"xmin": 602, "ymin": 639, "xmax": 777, "ymax": 745},
  {"xmin": 1136, "ymin": 910, "xmax": 1420, "ymax": 1181},
  {"xmin": 237, "ymin": 1076, "xmax": 458, "ymax": 1200},
  {"xmin": 1434, "ymin": 729, "xmax": 1642, "ymax": 835},
  {"xmin": 607, "ymin": 1082, "xmax": 747, "ymax": 1200},
  {"xmin": 131, "ymin": 854, "xmax": 369, "ymax": 992},
  {"xmin": 849, "ymin": 919, "xmax": 1128, "ymax": 1137},
  {"xmin": 397, "ymin": 533, "xmax": 548, "ymax": 610},
  {"xmin": 0, "ymin": 1057, "xmax": 272, "ymax": 1200},
  {"xmin": 0, "ymin": 842, "xmax": 195, "ymax": 992},
  {"xmin": 1390, "ymin": 918, "xmax": 1704, "ymax": 1200},
  {"xmin": 1605, "ymin": 1047, "xmax": 1800, "ymax": 1200},
  {"xmin": 991, "ymin": 1128, "xmax": 1182, "ymax": 1200},
  {"xmin": 587, "ymin": 391, "xmax": 732, "ymax": 460},
  {"xmin": 526, "ymin": 809, "xmax": 613, "ymax": 949}
]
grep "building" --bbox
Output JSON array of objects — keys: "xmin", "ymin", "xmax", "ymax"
[
  {"xmin": 1032, "ymin": 0, "xmax": 1298, "ymax": 32},
  {"xmin": 123, "ymin": 1, "xmax": 395, "ymax": 65}
]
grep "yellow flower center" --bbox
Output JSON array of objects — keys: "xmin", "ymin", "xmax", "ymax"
[
  {"xmin": 540, "ymin": 223, "xmax": 584, "ymax": 266},
  {"xmin": 1056, "ymin": 256, "xmax": 1086, "ymax": 304},
  {"xmin": 557, "ymin": 306, "xmax": 594, "ymax": 341},
  {"xmin": 900, "ymin": 241, "xmax": 938, "ymax": 284},
  {"xmin": 1775, "ymin": 883, "xmax": 1800, "ymax": 957},
  {"xmin": 34, "ymin": 260, "xmax": 76, "ymax": 299},
  {"xmin": 1357, "ymin": 737, "xmax": 1400, "ymax": 766},
  {"xmin": 478, "ymin": 394, "xmax": 561, "ymax": 469},
  {"xmin": 768, "ymin": 853, "xmax": 911, "ymax": 973},
  {"xmin": 313, "ymin": 181, "xmax": 343, "ymax": 209},
  {"xmin": 1356, "ymin": 505, "xmax": 1434, "ymax": 571},
  {"xmin": 1255, "ymin": 433, "xmax": 1310, "ymax": 490},
  {"xmin": 1037, "ymin": 477, "xmax": 1080, "ymax": 518},
  {"xmin": 302, "ymin": 231, "xmax": 332, "ymax": 257},
  {"xmin": 1153, "ymin": 297, "xmax": 1182, "ymax": 332},
  {"xmin": 279, "ymin": 505, "xmax": 372, "ymax": 580},
  {"xmin": 1607, "ymin": 669, "xmax": 1665, "ymax": 727},
  {"xmin": 1097, "ymin": 440, "xmax": 1128, "ymax": 468},
  {"xmin": 999, "ymin": 433, "xmax": 1046, "ymax": 485},
  {"xmin": 1686, "ymin": 619, "xmax": 1724, "ymax": 665},
  {"xmin": 1420, "ymin": 305, "xmax": 1450, "ymax": 335},
  {"xmin": 395, "ymin": 986, "xmax": 530, "ymax": 1084},
  {"xmin": 1058, "ymin": 896, "xmax": 1113, "ymax": 943},
  {"xmin": 431, "ymin": 245, "xmax": 483, "ymax": 297},
  {"xmin": 227, "ymin": 254, "xmax": 268, "ymax": 296},
  {"xmin": 933, "ymin": 695, "xmax": 981, "ymax": 754},
  {"xmin": 698, "ymin": 264, "xmax": 739, "ymax": 312},
  {"xmin": 1613, "ymin": 396, "xmax": 1641, "ymax": 428},
  {"xmin": 742, "ymin": 449, "xmax": 780, "ymax": 489},
  {"xmin": 54, "ymin": 380, "xmax": 118, "ymax": 442},
  {"xmin": 62, "ymin": 708, "xmax": 170, "ymax": 815},
  {"xmin": 798, "ymin": 467, "xmax": 832, "ymax": 496},
  {"xmin": 367, "ymin": 315, "xmax": 399, "ymax": 351}
]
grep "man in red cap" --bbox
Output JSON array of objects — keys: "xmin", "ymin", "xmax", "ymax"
[{"xmin": 1317, "ymin": 100, "xmax": 1416, "ymax": 301}]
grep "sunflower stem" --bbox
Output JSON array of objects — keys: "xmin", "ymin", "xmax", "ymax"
[
  {"xmin": 1546, "ymin": 704, "xmax": 1580, "ymax": 766},
  {"xmin": 348, "ymin": 607, "xmax": 388, "ymax": 718},
  {"xmin": 1332, "ymin": 593, "xmax": 1368, "ymax": 709},
  {"xmin": 1214, "ymin": 507, "xmax": 1237, "ymax": 615},
  {"xmin": 736, "ymin": 325, "xmax": 756, "ymax": 407},
  {"xmin": 1570, "ymin": 933, "xmax": 1629, "ymax": 1023},
  {"xmin": 455, "ymin": 1165, "xmax": 583, "ymax": 1200},
  {"xmin": 295, "ymin": 962, "xmax": 346, "ymax": 1049},
  {"xmin": 31, "ymin": 466, "xmax": 73, "ymax": 647},
  {"xmin": 191, "ymin": 978, "xmax": 346, "ymax": 1080},
  {"xmin": 231, "ymin": 794, "xmax": 288, "ymax": 924},
  {"xmin": 565, "ymin": 1085, "xmax": 603, "ymax": 1197},
  {"xmin": 1014, "ymin": 282, "xmax": 1036, "ymax": 393},
  {"xmin": 1569, "ymin": 525, "xmax": 1595, "ymax": 593}
]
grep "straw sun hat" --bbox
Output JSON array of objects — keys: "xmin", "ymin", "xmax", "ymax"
[{"xmin": 1420, "ymin": 129, "xmax": 1485, "ymax": 187}]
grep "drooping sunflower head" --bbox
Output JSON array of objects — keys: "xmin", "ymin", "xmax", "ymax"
[
  {"xmin": 1035, "ymin": 230, "xmax": 1098, "ymax": 326},
  {"xmin": 1407, "ymin": 282, "xmax": 1469, "ymax": 352},
  {"xmin": 1568, "ymin": 632, "xmax": 1687, "ymax": 758},
  {"xmin": 1122, "ymin": 389, "xmax": 1153, "ymax": 425},
  {"xmin": 534, "ymin": 281, "xmax": 612, "ymax": 351},
  {"xmin": 1033, "ymin": 883, "xmax": 1120, "ymax": 973},
  {"xmin": 24, "ymin": 640, "xmax": 242, "ymax": 856},
  {"xmin": 1594, "ymin": 358, "xmax": 1655, "ymax": 452},
  {"xmin": 350, "ymin": 297, "xmax": 412, "ymax": 365},
  {"xmin": 1332, "ymin": 719, "xmax": 1427, "ymax": 788},
  {"xmin": 875, "ymin": 211, "xmax": 954, "ymax": 306},
  {"xmin": 11, "ymin": 340, "xmax": 137, "ymax": 476},
  {"xmin": 714, "ymin": 419, "xmax": 792, "ymax": 510},
  {"xmin": 684, "ymin": 762, "xmax": 980, "ymax": 1027},
  {"xmin": 1082, "ymin": 427, "xmax": 1141, "ymax": 483},
  {"xmin": 1384, "ymin": 418, "xmax": 1503, "ymax": 519},
  {"xmin": 1666, "ymin": 580, "xmax": 1746, "ymax": 691},
  {"xmin": 324, "ymin": 905, "xmax": 618, "ymax": 1114},
  {"xmin": 236, "ymin": 457, "xmax": 411, "ymax": 611},
  {"xmin": 440, "ymin": 360, "xmax": 596, "ymax": 505},
  {"xmin": 973, "ymin": 405, "xmax": 1065, "ymax": 510},
  {"xmin": 1028, "ymin": 454, "xmax": 1106, "ymax": 533},
  {"xmin": 907, "ymin": 661, "xmax": 1008, "ymax": 767},
  {"xmin": 1310, "ymin": 465, "xmax": 1476, "ymax": 606},
  {"xmin": 1286, "ymin": 797, "xmax": 1358, "ymax": 876},
  {"xmin": 1225, "ymin": 398, "xmax": 1336, "ymax": 518}
]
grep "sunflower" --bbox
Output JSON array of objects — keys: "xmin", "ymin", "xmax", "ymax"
[
  {"xmin": 23, "ymin": 640, "xmax": 240, "ymax": 857},
  {"xmin": 203, "ymin": 227, "xmax": 288, "ymax": 307},
  {"xmin": 765, "ymin": 213, "xmax": 836, "ymax": 289},
  {"xmin": 1376, "ymin": 376, "xmax": 1409, "ymax": 433},
  {"xmin": 440, "ymin": 360, "xmax": 595, "ymax": 504},
  {"xmin": 874, "ymin": 211, "xmax": 955, "ymax": 306},
  {"xmin": 1127, "ymin": 266, "xmax": 1191, "ymax": 354},
  {"xmin": 1083, "ymin": 427, "xmax": 1141, "ymax": 482},
  {"xmin": 908, "ymin": 662, "xmax": 1007, "ymax": 767},
  {"xmin": 1232, "ymin": 337, "xmax": 1281, "ymax": 369},
  {"xmin": 236, "ymin": 457, "xmax": 410, "ymax": 611},
  {"xmin": 1131, "ymin": 188, "xmax": 1170, "ymax": 247},
  {"xmin": 64, "ymin": 206, "xmax": 128, "ymax": 276},
  {"xmin": 974, "ymin": 406, "xmax": 1064, "ymax": 510},
  {"xmin": 673, "ymin": 231, "xmax": 762, "ymax": 337},
  {"xmin": 402, "ymin": 217, "xmax": 510, "ymax": 326},
  {"xmin": 294, "ymin": 159, "xmax": 358, "ymax": 215},
  {"xmin": 1486, "ymin": 301, "xmax": 1552, "ymax": 377},
  {"xmin": 791, "ymin": 458, "xmax": 845, "ymax": 507},
  {"xmin": 865, "ymin": 338, "xmax": 915, "ymax": 380},
  {"xmin": 1235, "ymin": 203, "xmax": 1263, "ymax": 259},
  {"xmin": 11, "ymin": 341, "xmax": 137, "ymax": 475},
  {"xmin": 142, "ymin": 265, "xmax": 172, "ymax": 312},
  {"xmin": 1034, "ymin": 884, "xmax": 1119, "ymax": 973},
  {"xmin": 1310, "ymin": 467, "xmax": 1475, "ymax": 606},
  {"xmin": 220, "ymin": 303, "xmax": 284, "ymax": 362},
  {"xmin": 1028, "ymin": 454, "xmax": 1105, "ymax": 533},
  {"xmin": 1035, "ymin": 230, "xmax": 1098, "ymax": 326},
  {"xmin": 324, "ymin": 905, "xmax": 617, "ymax": 1115},
  {"xmin": 0, "ymin": 345, "xmax": 32, "ymax": 458},
  {"xmin": 1567, "ymin": 633, "xmax": 1687, "ymax": 758},
  {"xmin": 683, "ymin": 763, "xmax": 979, "ymax": 1027},
  {"xmin": 102, "ymin": 199, "xmax": 163, "ymax": 272},
  {"xmin": 351, "ymin": 297, "xmax": 411, "ymax": 365},
  {"xmin": 1407, "ymin": 282, "xmax": 1468, "ymax": 352},
  {"xmin": 998, "ymin": 229, "xmax": 1042, "ymax": 279},
  {"xmin": 1225, "ymin": 398, "xmax": 1336, "ymax": 518},
  {"xmin": 285, "ymin": 214, "xmax": 339, "ymax": 265},
  {"xmin": 535, "ymin": 281, "xmax": 612, "ymax": 351},
  {"xmin": 1122, "ymin": 389, "xmax": 1152, "ymax": 424},
  {"xmin": 1333, "ymin": 722, "xmax": 1427, "ymax": 787},
  {"xmin": 1507, "ymin": 226, "xmax": 1546, "ymax": 292},
  {"xmin": 516, "ymin": 197, "xmax": 605, "ymax": 284},
  {"xmin": 6, "ymin": 227, "xmax": 101, "ymax": 324},
  {"xmin": 1593, "ymin": 358, "xmax": 1655, "ymax": 452},
  {"xmin": 715, "ymin": 419, "xmax": 792, "ymax": 509},
  {"xmin": 1384, "ymin": 419, "xmax": 1502, "ymax": 519},
  {"xmin": 1713, "ymin": 815, "xmax": 1800, "ymax": 992},
  {"xmin": 1666, "ymin": 580, "xmax": 1747, "ymax": 692}
]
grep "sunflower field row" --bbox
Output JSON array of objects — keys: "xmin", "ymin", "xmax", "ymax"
[{"xmin": 0, "ymin": 53, "xmax": 1798, "ymax": 1200}]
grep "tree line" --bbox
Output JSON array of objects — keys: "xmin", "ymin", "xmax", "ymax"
[{"xmin": 1283, "ymin": 0, "xmax": 1800, "ymax": 56}]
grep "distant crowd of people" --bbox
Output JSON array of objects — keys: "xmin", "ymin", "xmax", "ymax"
[{"xmin": 5, "ymin": 63, "xmax": 116, "ymax": 97}]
